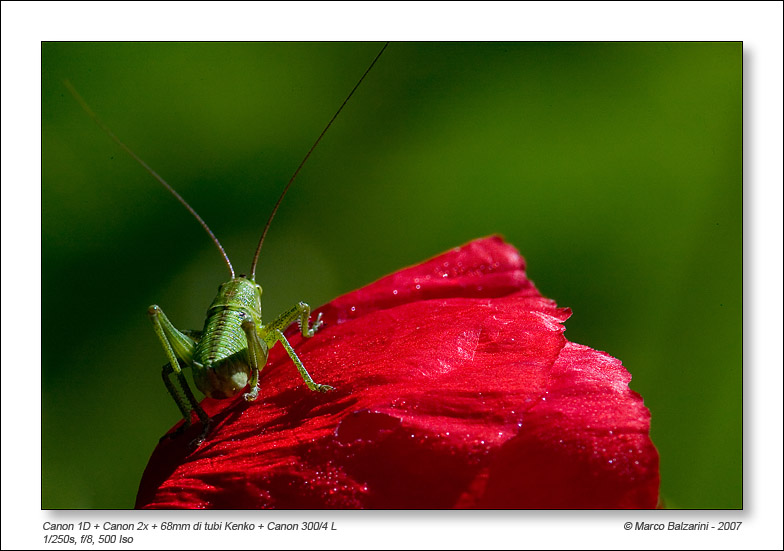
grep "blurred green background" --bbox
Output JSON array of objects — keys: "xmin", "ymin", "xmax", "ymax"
[{"xmin": 42, "ymin": 42, "xmax": 741, "ymax": 509}]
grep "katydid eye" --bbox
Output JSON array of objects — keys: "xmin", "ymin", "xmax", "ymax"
[{"xmin": 93, "ymin": 43, "xmax": 386, "ymax": 449}]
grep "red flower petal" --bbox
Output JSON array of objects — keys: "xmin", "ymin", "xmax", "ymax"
[{"xmin": 136, "ymin": 236, "xmax": 659, "ymax": 509}]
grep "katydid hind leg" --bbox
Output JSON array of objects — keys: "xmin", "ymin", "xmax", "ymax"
[
  {"xmin": 266, "ymin": 328, "xmax": 334, "ymax": 393},
  {"xmin": 149, "ymin": 305, "xmax": 211, "ymax": 442},
  {"xmin": 148, "ymin": 305, "xmax": 197, "ymax": 372},
  {"xmin": 160, "ymin": 361, "xmax": 210, "ymax": 443},
  {"xmin": 161, "ymin": 362, "xmax": 192, "ymax": 437},
  {"xmin": 264, "ymin": 301, "xmax": 324, "ymax": 338}
]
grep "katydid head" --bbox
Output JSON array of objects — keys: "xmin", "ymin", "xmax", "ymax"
[
  {"xmin": 195, "ymin": 275, "xmax": 263, "ymax": 400},
  {"xmin": 69, "ymin": 46, "xmax": 386, "ymax": 444},
  {"xmin": 209, "ymin": 276, "xmax": 263, "ymax": 317}
]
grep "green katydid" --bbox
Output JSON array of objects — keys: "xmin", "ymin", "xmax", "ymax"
[{"xmin": 66, "ymin": 43, "xmax": 388, "ymax": 446}]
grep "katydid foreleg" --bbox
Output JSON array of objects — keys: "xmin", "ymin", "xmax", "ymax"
[
  {"xmin": 240, "ymin": 302, "xmax": 330, "ymax": 401},
  {"xmin": 67, "ymin": 44, "xmax": 388, "ymax": 447}
]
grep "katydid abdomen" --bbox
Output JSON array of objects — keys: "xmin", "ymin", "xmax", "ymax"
[
  {"xmin": 192, "ymin": 277, "xmax": 266, "ymax": 400},
  {"xmin": 149, "ymin": 275, "xmax": 330, "ymax": 444},
  {"xmin": 68, "ymin": 43, "xmax": 388, "ymax": 447}
]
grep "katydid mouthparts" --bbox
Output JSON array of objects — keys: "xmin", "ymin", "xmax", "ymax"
[{"xmin": 66, "ymin": 43, "xmax": 388, "ymax": 446}]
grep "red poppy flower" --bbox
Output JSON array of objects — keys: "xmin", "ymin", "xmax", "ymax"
[{"xmin": 136, "ymin": 236, "xmax": 659, "ymax": 509}]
